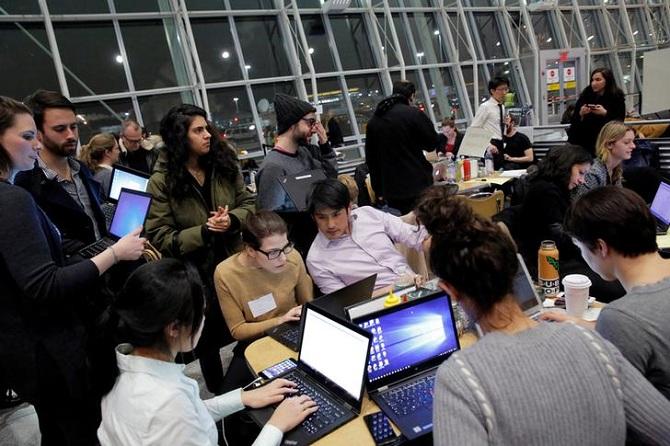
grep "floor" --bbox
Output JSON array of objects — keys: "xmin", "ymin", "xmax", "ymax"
[{"xmin": 0, "ymin": 344, "xmax": 235, "ymax": 446}]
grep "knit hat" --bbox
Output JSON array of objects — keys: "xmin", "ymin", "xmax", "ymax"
[{"xmin": 274, "ymin": 93, "xmax": 316, "ymax": 135}]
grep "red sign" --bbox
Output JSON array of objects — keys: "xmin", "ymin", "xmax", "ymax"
[{"xmin": 559, "ymin": 51, "xmax": 569, "ymax": 62}]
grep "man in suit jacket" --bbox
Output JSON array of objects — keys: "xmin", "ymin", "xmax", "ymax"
[{"xmin": 15, "ymin": 90, "xmax": 107, "ymax": 259}]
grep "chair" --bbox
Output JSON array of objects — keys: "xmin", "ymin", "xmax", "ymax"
[
  {"xmin": 465, "ymin": 190, "xmax": 504, "ymax": 219},
  {"xmin": 364, "ymin": 174, "xmax": 376, "ymax": 204}
]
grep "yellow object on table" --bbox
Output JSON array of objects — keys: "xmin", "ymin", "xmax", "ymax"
[{"xmin": 384, "ymin": 291, "xmax": 401, "ymax": 308}]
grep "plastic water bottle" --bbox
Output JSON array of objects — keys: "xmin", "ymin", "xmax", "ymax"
[
  {"xmin": 446, "ymin": 153, "xmax": 456, "ymax": 183},
  {"xmin": 484, "ymin": 147, "xmax": 495, "ymax": 175}
]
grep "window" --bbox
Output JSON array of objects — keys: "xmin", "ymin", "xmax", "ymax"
[
  {"xmin": 235, "ymin": 17, "xmax": 292, "ymax": 79},
  {"xmin": 138, "ymin": 92, "xmax": 195, "ymax": 135},
  {"xmin": 251, "ymin": 82, "xmax": 297, "ymax": 150},
  {"xmin": 330, "ymin": 15, "xmax": 376, "ymax": 71},
  {"xmin": 346, "ymin": 74, "xmax": 385, "ymax": 135},
  {"xmin": 207, "ymin": 87, "xmax": 256, "ymax": 153},
  {"xmin": 292, "ymin": 15, "xmax": 337, "ymax": 73},
  {"xmin": 191, "ymin": 18, "xmax": 242, "ymax": 83},
  {"xmin": 74, "ymin": 98, "xmax": 134, "ymax": 144}
]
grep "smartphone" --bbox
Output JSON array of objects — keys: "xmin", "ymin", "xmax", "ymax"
[
  {"xmin": 259, "ymin": 358, "xmax": 298, "ymax": 379},
  {"xmin": 588, "ymin": 104, "xmax": 598, "ymax": 109},
  {"xmin": 364, "ymin": 411, "xmax": 398, "ymax": 446}
]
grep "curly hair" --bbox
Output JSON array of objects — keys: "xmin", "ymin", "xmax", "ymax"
[
  {"xmin": 159, "ymin": 104, "xmax": 241, "ymax": 199},
  {"xmin": 530, "ymin": 144, "xmax": 592, "ymax": 190},
  {"xmin": 414, "ymin": 186, "xmax": 518, "ymax": 316}
]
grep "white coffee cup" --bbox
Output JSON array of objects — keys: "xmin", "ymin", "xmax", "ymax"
[{"xmin": 562, "ymin": 274, "xmax": 592, "ymax": 317}]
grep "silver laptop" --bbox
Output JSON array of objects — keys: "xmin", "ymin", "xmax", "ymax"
[{"xmin": 513, "ymin": 253, "xmax": 544, "ymax": 320}]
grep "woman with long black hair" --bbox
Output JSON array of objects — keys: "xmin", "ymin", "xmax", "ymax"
[{"xmin": 145, "ymin": 104, "xmax": 255, "ymax": 395}]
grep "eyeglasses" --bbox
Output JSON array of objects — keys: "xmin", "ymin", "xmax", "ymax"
[
  {"xmin": 123, "ymin": 135, "xmax": 143, "ymax": 144},
  {"xmin": 257, "ymin": 241, "xmax": 294, "ymax": 260},
  {"xmin": 301, "ymin": 118, "xmax": 318, "ymax": 127}
]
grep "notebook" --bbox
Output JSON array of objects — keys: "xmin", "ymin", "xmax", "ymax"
[
  {"xmin": 513, "ymin": 253, "xmax": 544, "ymax": 320},
  {"xmin": 650, "ymin": 181, "xmax": 670, "ymax": 234},
  {"xmin": 102, "ymin": 164, "xmax": 151, "ymax": 226},
  {"xmin": 249, "ymin": 303, "xmax": 372, "ymax": 445},
  {"xmin": 352, "ymin": 291, "xmax": 460, "ymax": 440},
  {"xmin": 278, "ymin": 169, "xmax": 327, "ymax": 212},
  {"xmin": 78, "ymin": 188, "xmax": 152, "ymax": 258},
  {"xmin": 267, "ymin": 274, "xmax": 377, "ymax": 351}
]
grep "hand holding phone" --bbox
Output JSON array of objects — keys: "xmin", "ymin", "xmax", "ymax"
[{"xmin": 364, "ymin": 411, "xmax": 398, "ymax": 446}]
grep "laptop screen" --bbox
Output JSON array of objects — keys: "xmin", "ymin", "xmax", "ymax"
[
  {"xmin": 312, "ymin": 274, "xmax": 377, "ymax": 320},
  {"xmin": 109, "ymin": 166, "xmax": 150, "ymax": 202},
  {"xmin": 353, "ymin": 292, "xmax": 460, "ymax": 389},
  {"xmin": 299, "ymin": 305, "xmax": 371, "ymax": 408},
  {"xmin": 650, "ymin": 182, "xmax": 670, "ymax": 225},
  {"xmin": 109, "ymin": 189, "xmax": 152, "ymax": 239},
  {"xmin": 512, "ymin": 254, "xmax": 542, "ymax": 312}
]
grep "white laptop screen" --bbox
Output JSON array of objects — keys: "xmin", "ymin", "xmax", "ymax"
[
  {"xmin": 109, "ymin": 167, "xmax": 150, "ymax": 201},
  {"xmin": 650, "ymin": 182, "xmax": 670, "ymax": 225},
  {"xmin": 299, "ymin": 306, "xmax": 370, "ymax": 401}
]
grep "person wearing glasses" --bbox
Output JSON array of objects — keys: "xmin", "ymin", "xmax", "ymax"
[
  {"xmin": 470, "ymin": 76, "xmax": 511, "ymax": 169},
  {"xmin": 255, "ymin": 93, "xmax": 337, "ymax": 213},
  {"xmin": 214, "ymin": 210, "xmax": 313, "ymax": 391},
  {"xmin": 118, "ymin": 119, "xmax": 158, "ymax": 175}
]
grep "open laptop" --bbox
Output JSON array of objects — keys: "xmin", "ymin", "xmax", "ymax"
[
  {"xmin": 267, "ymin": 274, "xmax": 377, "ymax": 351},
  {"xmin": 279, "ymin": 169, "xmax": 327, "ymax": 212},
  {"xmin": 650, "ymin": 181, "xmax": 670, "ymax": 235},
  {"xmin": 249, "ymin": 303, "xmax": 372, "ymax": 445},
  {"xmin": 352, "ymin": 291, "xmax": 460, "ymax": 440},
  {"xmin": 78, "ymin": 188, "xmax": 152, "ymax": 258},
  {"xmin": 101, "ymin": 164, "xmax": 151, "ymax": 225},
  {"xmin": 513, "ymin": 253, "xmax": 545, "ymax": 320}
]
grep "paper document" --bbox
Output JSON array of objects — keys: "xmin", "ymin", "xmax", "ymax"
[
  {"xmin": 500, "ymin": 169, "xmax": 527, "ymax": 178},
  {"xmin": 457, "ymin": 127, "xmax": 494, "ymax": 158}
]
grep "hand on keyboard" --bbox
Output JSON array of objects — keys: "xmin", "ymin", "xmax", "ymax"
[
  {"xmin": 268, "ymin": 394, "xmax": 319, "ymax": 433},
  {"xmin": 242, "ymin": 378, "xmax": 298, "ymax": 408}
]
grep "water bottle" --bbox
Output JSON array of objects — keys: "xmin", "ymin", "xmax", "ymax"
[
  {"xmin": 484, "ymin": 147, "xmax": 495, "ymax": 175},
  {"xmin": 446, "ymin": 153, "xmax": 456, "ymax": 183}
]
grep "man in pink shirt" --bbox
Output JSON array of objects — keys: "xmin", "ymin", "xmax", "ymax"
[{"xmin": 306, "ymin": 179, "xmax": 429, "ymax": 294}]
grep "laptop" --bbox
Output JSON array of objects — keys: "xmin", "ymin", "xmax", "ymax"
[
  {"xmin": 249, "ymin": 303, "xmax": 372, "ymax": 445},
  {"xmin": 352, "ymin": 291, "xmax": 460, "ymax": 440},
  {"xmin": 267, "ymin": 274, "xmax": 377, "ymax": 351},
  {"xmin": 102, "ymin": 164, "xmax": 151, "ymax": 225},
  {"xmin": 512, "ymin": 253, "xmax": 545, "ymax": 320},
  {"xmin": 279, "ymin": 169, "xmax": 327, "ymax": 212},
  {"xmin": 78, "ymin": 188, "xmax": 152, "ymax": 258},
  {"xmin": 650, "ymin": 181, "xmax": 670, "ymax": 235}
]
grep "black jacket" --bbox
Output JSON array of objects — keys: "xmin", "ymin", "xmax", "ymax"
[
  {"xmin": 365, "ymin": 95, "xmax": 440, "ymax": 202},
  {"xmin": 15, "ymin": 159, "xmax": 107, "ymax": 257},
  {"xmin": 567, "ymin": 87, "xmax": 626, "ymax": 155},
  {"xmin": 0, "ymin": 183, "xmax": 98, "ymax": 401}
]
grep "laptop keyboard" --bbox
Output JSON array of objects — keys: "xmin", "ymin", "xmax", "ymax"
[
  {"xmin": 101, "ymin": 203, "xmax": 116, "ymax": 227},
  {"xmin": 279, "ymin": 326, "xmax": 300, "ymax": 346},
  {"xmin": 380, "ymin": 374, "xmax": 436, "ymax": 416},
  {"xmin": 79, "ymin": 239, "xmax": 113, "ymax": 258},
  {"xmin": 284, "ymin": 371, "xmax": 347, "ymax": 435}
]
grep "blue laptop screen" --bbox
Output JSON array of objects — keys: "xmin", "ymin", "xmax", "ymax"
[
  {"xmin": 109, "ymin": 191, "xmax": 151, "ymax": 238},
  {"xmin": 650, "ymin": 182, "xmax": 670, "ymax": 225},
  {"xmin": 355, "ymin": 293, "xmax": 459, "ymax": 384}
]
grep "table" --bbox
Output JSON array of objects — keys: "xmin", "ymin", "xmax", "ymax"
[
  {"xmin": 245, "ymin": 333, "xmax": 478, "ymax": 445},
  {"xmin": 457, "ymin": 173, "xmax": 513, "ymax": 193}
]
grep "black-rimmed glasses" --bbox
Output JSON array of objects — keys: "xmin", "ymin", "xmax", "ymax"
[
  {"xmin": 301, "ymin": 118, "xmax": 317, "ymax": 127},
  {"xmin": 257, "ymin": 241, "xmax": 294, "ymax": 260}
]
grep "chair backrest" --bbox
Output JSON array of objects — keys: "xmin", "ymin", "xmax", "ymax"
[
  {"xmin": 364, "ymin": 174, "xmax": 376, "ymax": 203},
  {"xmin": 465, "ymin": 189, "xmax": 505, "ymax": 219}
]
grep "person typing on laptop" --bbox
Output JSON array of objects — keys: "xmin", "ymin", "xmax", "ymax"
[
  {"xmin": 97, "ymin": 260, "xmax": 316, "ymax": 446},
  {"xmin": 214, "ymin": 211, "xmax": 313, "ymax": 390},
  {"xmin": 306, "ymin": 179, "xmax": 429, "ymax": 294},
  {"xmin": 413, "ymin": 186, "xmax": 670, "ymax": 445},
  {"xmin": 541, "ymin": 187, "xmax": 670, "ymax": 401}
]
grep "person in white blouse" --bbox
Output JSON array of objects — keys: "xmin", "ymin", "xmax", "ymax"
[{"xmin": 96, "ymin": 259, "xmax": 317, "ymax": 446}]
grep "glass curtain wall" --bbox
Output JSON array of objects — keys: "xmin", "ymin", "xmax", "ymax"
[{"xmin": 0, "ymin": 0, "xmax": 668, "ymax": 159}]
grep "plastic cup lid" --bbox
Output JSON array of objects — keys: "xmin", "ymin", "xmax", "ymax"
[{"xmin": 562, "ymin": 274, "xmax": 592, "ymax": 289}]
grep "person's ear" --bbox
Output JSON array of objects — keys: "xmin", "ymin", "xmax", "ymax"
[
  {"xmin": 438, "ymin": 280, "xmax": 460, "ymax": 302},
  {"xmin": 164, "ymin": 321, "xmax": 180, "ymax": 340},
  {"xmin": 595, "ymin": 239, "xmax": 609, "ymax": 258}
]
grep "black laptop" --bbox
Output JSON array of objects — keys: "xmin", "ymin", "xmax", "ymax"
[
  {"xmin": 249, "ymin": 303, "xmax": 372, "ymax": 445},
  {"xmin": 352, "ymin": 291, "xmax": 460, "ymax": 440},
  {"xmin": 78, "ymin": 188, "xmax": 152, "ymax": 258},
  {"xmin": 267, "ymin": 274, "xmax": 377, "ymax": 351},
  {"xmin": 101, "ymin": 164, "xmax": 151, "ymax": 226},
  {"xmin": 650, "ymin": 181, "xmax": 670, "ymax": 235},
  {"xmin": 278, "ymin": 169, "xmax": 327, "ymax": 212}
]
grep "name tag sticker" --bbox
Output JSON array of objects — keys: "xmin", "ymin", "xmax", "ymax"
[{"xmin": 248, "ymin": 293, "xmax": 277, "ymax": 318}]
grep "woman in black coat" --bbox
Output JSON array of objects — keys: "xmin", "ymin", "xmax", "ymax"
[
  {"xmin": 567, "ymin": 67, "xmax": 626, "ymax": 155},
  {"xmin": 0, "ymin": 96, "xmax": 145, "ymax": 445}
]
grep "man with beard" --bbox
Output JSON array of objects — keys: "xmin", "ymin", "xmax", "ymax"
[
  {"xmin": 16, "ymin": 90, "xmax": 106, "ymax": 258},
  {"xmin": 256, "ymin": 93, "xmax": 338, "ymax": 212}
]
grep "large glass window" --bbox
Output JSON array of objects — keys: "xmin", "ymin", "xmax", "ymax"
[
  {"xmin": 307, "ymin": 78, "xmax": 352, "ymax": 136},
  {"xmin": 330, "ymin": 15, "xmax": 376, "ymax": 71},
  {"xmin": 406, "ymin": 12, "xmax": 446, "ymax": 64},
  {"xmin": 235, "ymin": 17, "xmax": 292, "ymax": 79},
  {"xmin": 446, "ymin": 12, "xmax": 473, "ymax": 62},
  {"xmin": 0, "ymin": 0, "xmax": 40, "ymax": 14},
  {"xmin": 346, "ymin": 74, "xmax": 385, "ymax": 135},
  {"xmin": 54, "ymin": 22, "xmax": 128, "ymax": 97},
  {"xmin": 292, "ymin": 15, "xmax": 336, "ymax": 73},
  {"xmin": 530, "ymin": 12, "xmax": 559, "ymax": 50},
  {"xmin": 47, "ymin": 0, "xmax": 107, "ymax": 14},
  {"xmin": 74, "ymin": 98, "xmax": 134, "ymax": 143},
  {"xmin": 251, "ymin": 82, "xmax": 297, "ymax": 149},
  {"xmin": 190, "ymin": 18, "xmax": 241, "ymax": 84},
  {"xmin": 138, "ymin": 91, "xmax": 195, "ymax": 135},
  {"xmin": 471, "ymin": 13, "xmax": 506, "ymax": 60},
  {"xmin": 581, "ymin": 11, "xmax": 607, "ymax": 50},
  {"xmin": 0, "ymin": 23, "xmax": 60, "ymax": 99}
]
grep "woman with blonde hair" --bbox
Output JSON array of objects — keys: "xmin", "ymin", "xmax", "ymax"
[
  {"xmin": 573, "ymin": 121, "xmax": 635, "ymax": 199},
  {"xmin": 79, "ymin": 132, "xmax": 120, "ymax": 198}
]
